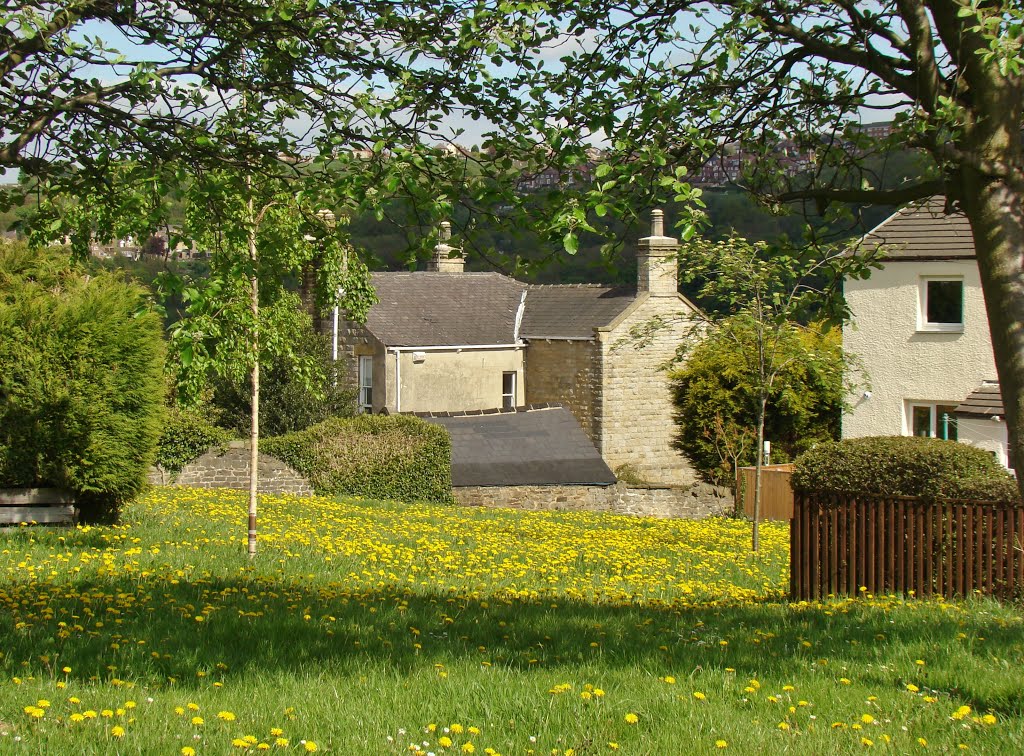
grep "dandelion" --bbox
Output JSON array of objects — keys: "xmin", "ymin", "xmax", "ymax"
[
  {"xmin": 303, "ymin": 741, "xmax": 319, "ymax": 752},
  {"xmin": 624, "ymin": 713, "xmax": 639, "ymax": 725},
  {"xmin": 182, "ymin": 749, "xmax": 196, "ymax": 756},
  {"xmin": 693, "ymin": 692, "xmax": 706, "ymax": 700},
  {"xmin": 218, "ymin": 710, "xmax": 237, "ymax": 721},
  {"xmin": 861, "ymin": 714, "xmax": 874, "ymax": 724},
  {"xmin": 439, "ymin": 736, "xmax": 453, "ymax": 748},
  {"xmin": 111, "ymin": 726, "xmax": 126, "ymax": 738},
  {"xmin": 715, "ymin": 740, "xmax": 728, "ymax": 748}
]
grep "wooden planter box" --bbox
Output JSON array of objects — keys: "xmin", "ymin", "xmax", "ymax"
[{"xmin": 0, "ymin": 488, "xmax": 77, "ymax": 526}]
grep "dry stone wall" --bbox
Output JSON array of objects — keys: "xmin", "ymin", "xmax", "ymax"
[
  {"xmin": 173, "ymin": 442, "xmax": 312, "ymax": 496},
  {"xmin": 453, "ymin": 481, "xmax": 732, "ymax": 519}
]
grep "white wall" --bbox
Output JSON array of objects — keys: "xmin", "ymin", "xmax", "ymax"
[
  {"xmin": 957, "ymin": 416, "xmax": 1009, "ymax": 468},
  {"xmin": 843, "ymin": 259, "xmax": 996, "ymax": 438},
  {"xmin": 382, "ymin": 348, "xmax": 525, "ymax": 413}
]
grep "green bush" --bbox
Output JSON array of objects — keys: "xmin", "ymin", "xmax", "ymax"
[
  {"xmin": 263, "ymin": 415, "xmax": 453, "ymax": 503},
  {"xmin": 792, "ymin": 436, "xmax": 1020, "ymax": 503},
  {"xmin": 210, "ymin": 318, "xmax": 355, "ymax": 437},
  {"xmin": 0, "ymin": 242, "xmax": 166, "ymax": 521},
  {"xmin": 156, "ymin": 406, "xmax": 233, "ymax": 474}
]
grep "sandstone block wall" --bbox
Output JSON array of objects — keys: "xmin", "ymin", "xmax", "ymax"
[
  {"xmin": 524, "ymin": 339, "xmax": 600, "ymax": 443},
  {"xmin": 452, "ymin": 481, "xmax": 732, "ymax": 519},
  {"xmin": 173, "ymin": 443, "xmax": 313, "ymax": 496},
  {"xmin": 598, "ymin": 294, "xmax": 697, "ymax": 486}
]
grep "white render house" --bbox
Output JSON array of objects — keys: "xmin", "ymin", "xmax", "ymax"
[{"xmin": 842, "ymin": 198, "xmax": 1010, "ymax": 468}]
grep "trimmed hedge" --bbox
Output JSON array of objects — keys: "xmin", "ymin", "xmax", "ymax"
[
  {"xmin": 792, "ymin": 436, "xmax": 1020, "ymax": 503},
  {"xmin": 156, "ymin": 406, "xmax": 233, "ymax": 474},
  {"xmin": 263, "ymin": 415, "xmax": 453, "ymax": 503},
  {"xmin": 0, "ymin": 242, "xmax": 166, "ymax": 521}
]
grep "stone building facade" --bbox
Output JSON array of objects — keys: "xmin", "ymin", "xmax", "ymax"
[{"xmin": 333, "ymin": 212, "xmax": 700, "ymax": 484}]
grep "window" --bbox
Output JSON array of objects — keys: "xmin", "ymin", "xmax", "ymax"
[
  {"xmin": 919, "ymin": 277, "xmax": 963, "ymax": 331},
  {"xmin": 502, "ymin": 371, "xmax": 517, "ymax": 410},
  {"xmin": 908, "ymin": 402, "xmax": 958, "ymax": 441},
  {"xmin": 358, "ymin": 356, "xmax": 373, "ymax": 414}
]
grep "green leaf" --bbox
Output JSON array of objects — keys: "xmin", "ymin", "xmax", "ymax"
[{"xmin": 563, "ymin": 232, "xmax": 579, "ymax": 255}]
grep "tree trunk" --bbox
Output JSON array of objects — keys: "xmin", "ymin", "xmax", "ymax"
[
  {"xmin": 247, "ymin": 207, "xmax": 260, "ymax": 559},
  {"xmin": 961, "ymin": 178, "xmax": 1024, "ymax": 493},
  {"xmin": 752, "ymin": 394, "xmax": 767, "ymax": 553}
]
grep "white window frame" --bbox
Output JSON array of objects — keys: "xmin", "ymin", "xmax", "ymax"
[
  {"xmin": 918, "ymin": 276, "xmax": 964, "ymax": 333},
  {"xmin": 358, "ymin": 356, "xmax": 373, "ymax": 414},
  {"xmin": 906, "ymin": 401, "xmax": 959, "ymax": 441},
  {"xmin": 501, "ymin": 371, "xmax": 517, "ymax": 410}
]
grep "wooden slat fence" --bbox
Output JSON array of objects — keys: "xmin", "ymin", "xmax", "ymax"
[
  {"xmin": 736, "ymin": 464, "xmax": 794, "ymax": 521},
  {"xmin": 0, "ymin": 488, "xmax": 77, "ymax": 526},
  {"xmin": 790, "ymin": 493, "xmax": 1024, "ymax": 601}
]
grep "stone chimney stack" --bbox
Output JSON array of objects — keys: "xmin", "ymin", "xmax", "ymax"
[
  {"xmin": 426, "ymin": 221, "xmax": 465, "ymax": 273},
  {"xmin": 637, "ymin": 209, "xmax": 679, "ymax": 296}
]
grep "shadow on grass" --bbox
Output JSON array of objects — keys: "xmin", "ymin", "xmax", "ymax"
[{"xmin": 2, "ymin": 573, "xmax": 1022, "ymax": 715}]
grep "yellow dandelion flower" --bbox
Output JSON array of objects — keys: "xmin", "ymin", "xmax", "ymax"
[
  {"xmin": 663, "ymin": 676, "xmax": 676, "ymax": 684},
  {"xmin": 624, "ymin": 713, "xmax": 639, "ymax": 725},
  {"xmin": 275, "ymin": 737, "xmax": 289, "ymax": 747},
  {"xmin": 111, "ymin": 726, "xmax": 125, "ymax": 738},
  {"xmin": 917, "ymin": 738, "xmax": 927, "ymax": 747},
  {"xmin": 181, "ymin": 748, "xmax": 196, "ymax": 756},
  {"xmin": 451, "ymin": 724, "xmax": 464, "ymax": 734},
  {"xmin": 861, "ymin": 737, "xmax": 874, "ymax": 747},
  {"xmin": 982, "ymin": 714, "xmax": 997, "ymax": 725},
  {"xmin": 906, "ymin": 684, "xmax": 920, "ymax": 693},
  {"xmin": 439, "ymin": 736, "xmax": 453, "ymax": 748},
  {"xmin": 462, "ymin": 744, "xmax": 476, "ymax": 754},
  {"xmin": 303, "ymin": 741, "xmax": 318, "ymax": 753},
  {"xmin": 715, "ymin": 740, "xmax": 728, "ymax": 749},
  {"xmin": 270, "ymin": 727, "xmax": 284, "ymax": 736},
  {"xmin": 693, "ymin": 691, "xmax": 706, "ymax": 700},
  {"xmin": 861, "ymin": 714, "xmax": 874, "ymax": 724},
  {"xmin": 191, "ymin": 716, "xmax": 204, "ymax": 725},
  {"xmin": 218, "ymin": 710, "xmax": 236, "ymax": 721}
]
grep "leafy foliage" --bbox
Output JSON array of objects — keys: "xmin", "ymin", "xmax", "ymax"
[
  {"xmin": 0, "ymin": 241, "xmax": 166, "ymax": 521},
  {"xmin": 671, "ymin": 318, "xmax": 847, "ymax": 485},
  {"xmin": 263, "ymin": 415, "xmax": 453, "ymax": 504},
  {"xmin": 211, "ymin": 317, "xmax": 356, "ymax": 437},
  {"xmin": 792, "ymin": 436, "xmax": 1020, "ymax": 504},
  {"xmin": 155, "ymin": 406, "xmax": 232, "ymax": 475}
]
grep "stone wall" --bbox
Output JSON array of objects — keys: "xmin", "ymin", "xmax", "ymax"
[
  {"xmin": 598, "ymin": 293, "xmax": 698, "ymax": 486},
  {"xmin": 524, "ymin": 338, "xmax": 600, "ymax": 443},
  {"xmin": 173, "ymin": 442, "xmax": 313, "ymax": 496},
  {"xmin": 453, "ymin": 481, "xmax": 732, "ymax": 519}
]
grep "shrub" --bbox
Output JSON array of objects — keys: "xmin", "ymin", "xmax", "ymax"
[
  {"xmin": 263, "ymin": 415, "xmax": 453, "ymax": 503},
  {"xmin": 671, "ymin": 318, "xmax": 847, "ymax": 485},
  {"xmin": 156, "ymin": 406, "xmax": 233, "ymax": 474},
  {"xmin": 0, "ymin": 242, "xmax": 166, "ymax": 521},
  {"xmin": 792, "ymin": 436, "xmax": 1020, "ymax": 503},
  {"xmin": 210, "ymin": 318, "xmax": 355, "ymax": 437}
]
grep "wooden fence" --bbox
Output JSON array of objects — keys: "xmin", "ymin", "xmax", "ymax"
[
  {"xmin": 790, "ymin": 493, "xmax": 1024, "ymax": 601},
  {"xmin": 0, "ymin": 488, "xmax": 77, "ymax": 526},
  {"xmin": 736, "ymin": 464, "xmax": 794, "ymax": 520}
]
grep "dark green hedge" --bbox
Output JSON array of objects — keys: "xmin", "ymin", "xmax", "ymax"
[
  {"xmin": 0, "ymin": 242, "xmax": 166, "ymax": 521},
  {"xmin": 156, "ymin": 406, "xmax": 233, "ymax": 474},
  {"xmin": 263, "ymin": 414, "xmax": 453, "ymax": 503},
  {"xmin": 792, "ymin": 436, "xmax": 1020, "ymax": 503}
]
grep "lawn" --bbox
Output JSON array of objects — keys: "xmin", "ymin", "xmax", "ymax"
[{"xmin": 1, "ymin": 488, "xmax": 1022, "ymax": 754}]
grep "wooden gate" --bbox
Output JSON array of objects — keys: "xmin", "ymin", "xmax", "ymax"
[{"xmin": 735, "ymin": 464, "xmax": 794, "ymax": 520}]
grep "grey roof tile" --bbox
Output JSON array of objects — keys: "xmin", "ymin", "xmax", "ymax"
[
  {"xmin": 365, "ymin": 272, "xmax": 527, "ymax": 347},
  {"xmin": 420, "ymin": 406, "xmax": 617, "ymax": 486},
  {"xmin": 519, "ymin": 284, "xmax": 637, "ymax": 339},
  {"xmin": 854, "ymin": 196, "xmax": 975, "ymax": 260},
  {"xmin": 955, "ymin": 382, "xmax": 1004, "ymax": 417}
]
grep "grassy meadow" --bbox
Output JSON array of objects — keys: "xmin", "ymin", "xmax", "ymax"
[{"xmin": 1, "ymin": 488, "xmax": 1022, "ymax": 754}]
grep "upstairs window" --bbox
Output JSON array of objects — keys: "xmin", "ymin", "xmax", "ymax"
[
  {"xmin": 502, "ymin": 371, "xmax": 517, "ymax": 410},
  {"xmin": 919, "ymin": 277, "xmax": 963, "ymax": 332}
]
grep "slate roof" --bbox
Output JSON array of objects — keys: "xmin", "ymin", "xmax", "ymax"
[
  {"xmin": 418, "ymin": 405, "xmax": 617, "ymax": 486},
  {"xmin": 955, "ymin": 382, "xmax": 1004, "ymax": 418},
  {"xmin": 366, "ymin": 272, "xmax": 527, "ymax": 347},
  {"xmin": 854, "ymin": 196, "xmax": 975, "ymax": 260},
  {"xmin": 519, "ymin": 284, "xmax": 637, "ymax": 339}
]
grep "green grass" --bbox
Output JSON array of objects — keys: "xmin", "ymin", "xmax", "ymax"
[{"xmin": 0, "ymin": 487, "xmax": 1022, "ymax": 754}]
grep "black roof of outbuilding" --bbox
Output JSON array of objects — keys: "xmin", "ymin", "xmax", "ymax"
[
  {"xmin": 955, "ymin": 382, "xmax": 1004, "ymax": 418},
  {"xmin": 519, "ymin": 284, "xmax": 637, "ymax": 339},
  {"xmin": 854, "ymin": 196, "xmax": 975, "ymax": 261},
  {"xmin": 365, "ymin": 272, "xmax": 527, "ymax": 347},
  {"xmin": 418, "ymin": 405, "xmax": 617, "ymax": 486}
]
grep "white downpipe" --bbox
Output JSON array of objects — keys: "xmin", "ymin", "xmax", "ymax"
[
  {"xmin": 391, "ymin": 348, "xmax": 402, "ymax": 413},
  {"xmin": 331, "ymin": 305, "xmax": 339, "ymax": 362}
]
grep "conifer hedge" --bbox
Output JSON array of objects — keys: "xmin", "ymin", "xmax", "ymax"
[{"xmin": 0, "ymin": 242, "xmax": 166, "ymax": 521}]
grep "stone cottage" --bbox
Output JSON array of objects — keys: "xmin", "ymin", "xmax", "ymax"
[{"xmin": 334, "ymin": 212, "xmax": 701, "ymax": 484}]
